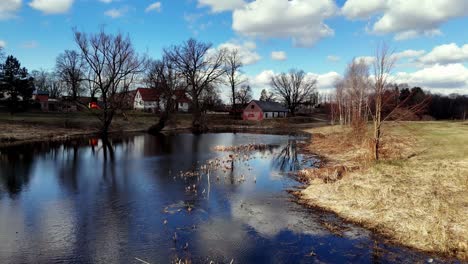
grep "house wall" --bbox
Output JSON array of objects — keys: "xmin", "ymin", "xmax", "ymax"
[
  {"xmin": 134, "ymin": 91, "xmax": 158, "ymax": 111},
  {"xmin": 262, "ymin": 111, "xmax": 287, "ymax": 119},
  {"xmin": 178, "ymin": 102, "xmax": 189, "ymax": 112},
  {"xmin": 242, "ymin": 101, "xmax": 264, "ymax": 121}
]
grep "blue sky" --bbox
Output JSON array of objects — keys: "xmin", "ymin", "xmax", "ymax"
[{"xmin": 1, "ymin": 0, "xmax": 467, "ymax": 98}]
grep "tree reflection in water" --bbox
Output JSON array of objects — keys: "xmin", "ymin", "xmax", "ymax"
[{"xmin": 273, "ymin": 140, "xmax": 300, "ymax": 172}]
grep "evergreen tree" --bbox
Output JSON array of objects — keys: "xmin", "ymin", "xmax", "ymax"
[{"xmin": 0, "ymin": 56, "xmax": 34, "ymax": 112}]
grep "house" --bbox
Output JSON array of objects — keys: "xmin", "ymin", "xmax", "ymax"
[
  {"xmin": 133, "ymin": 88, "xmax": 191, "ymax": 113},
  {"xmin": 242, "ymin": 100, "xmax": 288, "ymax": 121},
  {"xmin": 32, "ymin": 90, "xmax": 49, "ymax": 111},
  {"xmin": 133, "ymin": 88, "xmax": 161, "ymax": 112},
  {"xmin": 174, "ymin": 90, "xmax": 191, "ymax": 112}
]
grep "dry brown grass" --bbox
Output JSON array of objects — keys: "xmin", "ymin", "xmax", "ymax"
[{"xmin": 300, "ymin": 121, "xmax": 468, "ymax": 260}]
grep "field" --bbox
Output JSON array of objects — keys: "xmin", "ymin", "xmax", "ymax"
[{"xmin": 300, "ymin": 122, "xmax": 468, "ymax": 260}]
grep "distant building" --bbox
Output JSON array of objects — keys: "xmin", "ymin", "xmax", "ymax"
[
  {"xmin": 174, "ymin": 90, "xmax": 190, "ymax": 112},
  {"xmin": 242, "ymin": 100, "xmax": 288, "ymax": 121},
  {"xmin": 133, "ymin": 88, "xmax": 161, "ymax": 112},
  {"xmin": 32, "ymin": 90, "xmax": 50, "ymax": 111},
  {"xmin": 133, "ymin": 88, "xmax": 191, "ymax": 113}
]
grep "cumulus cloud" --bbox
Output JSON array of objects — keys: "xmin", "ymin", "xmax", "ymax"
[
  {"xmin": 418, "ymin": 43, "xmax": 468, "ymax": 65},
  {"xmin": 0, "ymin": 40, "xmax": 6, "ymax": 48},
  {"xmin": 29, "ymin": 0, "xmax": 74, "ymax": 14},
  {"xmin": 198, "ymin": 0, "xmax": 245, "ymax": 13},
  {"xmin": 396, "ymin": 63, "xmax": 468, "ymax": 92},
  {"xmin": 104, "ymin": 6, "xmax": 129, "ymax": 18},
  {"xmin": 232, "ymin": 0, "xmax": 337, "ymax": 47},
  {"xmin": 354, "ymin": 56, "xmax": 376, "ymax": 65},
  {"xmin": 271, "ymin": 51, "xmax": 287, "ymax": 61},
  {"xmin": 0, "ymin": 0, "xmax": 21, "ymax": 20},
  {"xmin": 342, "ymin": 0, "xmax": 468, "ymax": 40},
  {"xmin": 145, "ymin": 2, "xmax": 161, "ymax": 13},
  {"xmin": 392, "ymin": 49, "xmax": 426, "ymax": 60},
  {"xmin": 213, "ymin": 41, "xmax": 261, "ymax": 65}
]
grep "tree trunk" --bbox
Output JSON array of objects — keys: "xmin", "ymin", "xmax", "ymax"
[
  {"xmin": 231, "ymin": 85, "xmax": 236, "ymax": 114},
  {"xmin": 191, "ymin": 95, "xmax": 207, "ymax": 134}
]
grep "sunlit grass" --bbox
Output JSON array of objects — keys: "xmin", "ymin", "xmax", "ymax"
[{"xmin": 301, "ymin": 121, "xmax": 468, "ymax": 260}]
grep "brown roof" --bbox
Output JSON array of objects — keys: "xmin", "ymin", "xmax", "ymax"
[
  {"xmin": 136, "ymin": 88, "xmax": 161, "ymax": 102},
  {"xmin": 175, "ymin": 90, "xmax": 191, "ymax": 103}
]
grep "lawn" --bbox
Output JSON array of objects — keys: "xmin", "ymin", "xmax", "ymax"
[{"xmin": 301, "ymin": 121, "xmax": 468, "ymax": 260}]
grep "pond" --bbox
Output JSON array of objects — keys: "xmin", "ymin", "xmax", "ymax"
[{"xmin": 0, "ymin": 133, "xmax": 449, "ymax": 263}]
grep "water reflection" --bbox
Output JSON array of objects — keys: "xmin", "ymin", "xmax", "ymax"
[
  {"xmin": 0, "ymin": 133, "xmax": 448, "ymax": 263},
  {"xmin": 0, "ymin": 145, "xmax": 35, "ymax": 197}
]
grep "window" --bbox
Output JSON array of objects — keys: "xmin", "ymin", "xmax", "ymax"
[{"xmin": 251, "ymin": 105, "xmax": 254, "ymax": 109}]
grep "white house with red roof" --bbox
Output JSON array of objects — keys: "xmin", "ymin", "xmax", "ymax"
[
  {"xmin": 134, "ymin": 88, "xmax": 160, "ymax": 112},
  {"xmin": 133, "ymin": 88, "xmax": 191, "ymax": 112}
]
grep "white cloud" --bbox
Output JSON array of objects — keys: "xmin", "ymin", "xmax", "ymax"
[
  {"xmin": 21, "ymin": 40, "xmax": 39, "ymax": 49},
  {"xmin": 354, "ymin": 56, "xmax": 376, "ymax": 65},
  {"xmin": 342, "ymin": 0, "xmax": 468, "ymax": 40},
  {"xmin": 0, "ymin": 0, "xmax": 21, "ymax": 20},
  {"xmin": 342, "ymin": 0, "xmax": 386, "ymax": 19},
  {"xmin": 271, "ymin": 51, "xmax": 287, "ymax": 61},
  {"xmin": 104, "ymin": 6, "xmax": 128, "ymax": 18},
  {"xmin": 0, "ymin": 40, "xmax": 6, "ymax": 48},
  {"xmin": 232, "ymin": 0, "xmax": 337, "ymax": 47},
  {"xmin": 214, "ymin": 41, "xmax": 261, "ymax": 65},
  {"xmin": 396, "ymin": 63, "xmax": 468, "ymax": 92},
  {"xmin": 29, "ymin": 0, "xmax": 74, "ymax": 14},
  {"xmin": 327, "ymin": 55, "xmax": 340, "ymax": 62},
  {"xmin": 418, "ymin": 43, "xmax": 468, "ymax": 65},
  {"xmin": 249, "ymin": 70, "xmax": 342, "ymax": 94},
  {"xmin": 145, "ymin": 2, "xmax": 161, "ymax": 13},
  {"xmin": 198, "ymin": 0, "xmax": 245, "ymax": 13},
  {"xmin": 392, "ymin": 49, "xmax": 426, "ymax": 60},
  {"xmin": 98, "ymin": 0, "xmax": 113, "ymax": 3}
]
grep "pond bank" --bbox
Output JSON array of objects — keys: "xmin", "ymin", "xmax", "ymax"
[
  {"xmin": 0, "ymin": 112, "xmax": 328, "ymax": 147},
  {"xmin": 297, "ymin": 122, "xmax": 468, "ymax": 261}
]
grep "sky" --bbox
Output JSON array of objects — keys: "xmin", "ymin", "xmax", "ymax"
[{"xmin": 0, "ymin": 0, "xmax": 467, "ymax": 99}]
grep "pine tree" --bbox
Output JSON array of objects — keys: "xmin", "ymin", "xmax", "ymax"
[{"xmin": 0, "ymin": 56, "xmax": 34, "ymax": 112}]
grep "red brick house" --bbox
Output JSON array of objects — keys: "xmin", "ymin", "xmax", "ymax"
[{"xmin": 242, "ymin": 100, "xmax": 288, "ymax": 121}]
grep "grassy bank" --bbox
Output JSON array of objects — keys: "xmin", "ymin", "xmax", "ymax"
[
  {"xmin": 300, "ymin": 122, "xmax": 468, "ymax": 260},
  {"xmin": 0, "ymin": 112, "xmax": 328, "ymax": 146}
]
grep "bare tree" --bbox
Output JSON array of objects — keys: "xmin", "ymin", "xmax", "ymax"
[
  {"xmin": 85, "ymin": 68, "xmax": 100, "ymax": 98},
  {"xmin": 74, "ymin": 29, "xmax": 146, "ymax": 137},
  {"xmin": 259, "ymin": 89, "xmax": 275, "ymax": 102},
  {"xmin": 235, "ymin": 84, "xmax": 252, "ymax": 105},
  {"xmin": 225, "ymin": 48, "xmax": 246, "ymax": 111},
  {"xmin": 56, "ymin": 50, "xmax": 85, "ymax": 100},
  {"xmin": 31, "ymin": 70, "xmax": 65, "ymax": 98},
  {"xmin": 164, "ymin": 38, "xmax": 226, "ymax": 133},
  {"xmin": 146, "ymin": 56, "xmax": 185, "ymax": 134},
  {"xmin": 370, "ymin": 44, "xmax": 396, "ymax": 160},
  {"xmin": 270, "ymin": 69, "xmax": 317, "ymax": 115}
]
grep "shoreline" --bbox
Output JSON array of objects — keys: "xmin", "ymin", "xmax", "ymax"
[
  {"xmin": 1, "ymin": 119, "xmax": 465, "ymax": 260},
  {"xmin": 296, "ymin": 122, "xmax": 468, "ymax": 261},
  {"xmin": 0, "ymin": 122, "xmax": 325, "ymax": 148}
]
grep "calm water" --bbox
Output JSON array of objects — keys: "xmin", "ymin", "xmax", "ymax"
[{"xmin": 0, "ymin": 133, "xmax": 452, "ymax": 263}]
